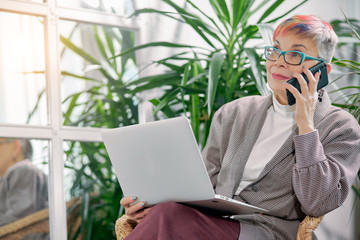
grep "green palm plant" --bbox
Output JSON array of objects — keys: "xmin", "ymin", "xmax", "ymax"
[
  {"xmin": 330, "ymin": 17, "xmax": 360, "ymax": 123},
  {"xmin": 60, "ymin": 26, "xmax": 137, "ymax": 239},
  {"xmin": 115, "ymin": 0, "xmax": 308, "ymax": 147},
  {"xmin": 28, "ymin": 24, "xmax": 143, "ymax": 239}
]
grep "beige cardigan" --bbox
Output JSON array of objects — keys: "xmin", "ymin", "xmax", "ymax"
[{"xmin": 202, "ymin": 90, "xmax": 360, "ymax": 239}]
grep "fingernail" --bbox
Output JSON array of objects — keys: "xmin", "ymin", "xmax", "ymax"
[
  {"xmin": 133, "ymin": 196, "xmax": 137, "ymax": 201},
  {"xmin": 303, "ymin": 65, "xmax": 305, "ymax": 69},
  {"xmin": 318, "ymin": 70, "xmax": 321, "ymax": 74},
  {"xmin": 141, "ymin": 203, "xmax": 145, "ymax": 207},
  {"xmin": 282, "ymin": 81, "xmax": 286, "ymax": 84}
]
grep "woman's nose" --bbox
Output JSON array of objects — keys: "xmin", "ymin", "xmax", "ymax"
[{"xmin": 274, "ymin": 53, "xmax": 287, "ymax": 66}]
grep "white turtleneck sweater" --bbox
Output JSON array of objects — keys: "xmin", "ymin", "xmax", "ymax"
[{"xmin": 235, "ymin": 95, "xmax": 296, "ymax": 195}]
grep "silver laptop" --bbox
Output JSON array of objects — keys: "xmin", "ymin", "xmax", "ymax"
[{"xmin": 101, "ymin": 116, "xmax": 268, "ymax": 216}]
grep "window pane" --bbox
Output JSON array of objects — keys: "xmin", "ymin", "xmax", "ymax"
[
  {"xmin": 0, "ymin": 12, "xmax": 47, "ymax": 125},
  {"xmin": 8, "ymin": 0, "xmax": 45, "ymax": 2},
  {"xmin": 58, "ymin": 0, "xmax": 134, "ymax": 15},
  {"xmin": 64, "ymin": 140, "xmax": 121, "ymax": 239},
  {"xmin": 60, "ymin": 20, "xmax": 138, "ymax": 128},
  {"xmin": 0, "ymin": 138, "xmax": 49, "ymax": 238}
]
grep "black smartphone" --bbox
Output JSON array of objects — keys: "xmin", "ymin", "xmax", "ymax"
[{"xmin": 286, "ymin": 61, "xmax": 328, "ymax": 106}]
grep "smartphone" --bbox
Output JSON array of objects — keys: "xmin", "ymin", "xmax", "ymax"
[{"xmin": 286, "ymin": 61, "xmax": 328, "ymax": 106}]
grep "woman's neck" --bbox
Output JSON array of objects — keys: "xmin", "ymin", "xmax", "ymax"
[{"xmin": 274, "ymin": 93, "xmax": 288, "ymax": 105}]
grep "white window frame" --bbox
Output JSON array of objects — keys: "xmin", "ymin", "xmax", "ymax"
[{"xmin": 0, "ymin": 1, "xmax": 141, "ymax": 239}]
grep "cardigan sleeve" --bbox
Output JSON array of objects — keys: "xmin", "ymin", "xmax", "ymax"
[
  {"xmin": 292, "ymin": 115, "xmax": 360, "ymax": 217},
  {"xmin": 202, "ymin": 109, "xmax": 224, "ymax": 188}
]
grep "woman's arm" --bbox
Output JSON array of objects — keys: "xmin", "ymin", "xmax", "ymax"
[
  {"xmin": 201, "ymin": 109, "xmax": 224, "ymax": 188},
  {"xmin": 292, "ymin": 116, "xmax": 360, "ymax": 217}
]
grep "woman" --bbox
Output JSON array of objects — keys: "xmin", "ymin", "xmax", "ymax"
[
  {"xmin": 120, "ymin": 15, "xmax": 360, "ymax": 239},
  {"xmin": 0, "ymin": 138, "xmax": 48, "ymax": 227}
]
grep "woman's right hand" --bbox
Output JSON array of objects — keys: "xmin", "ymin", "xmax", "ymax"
[{"xmin": 120, "ymin": 196, "xmax": 152, "ymax": 223}]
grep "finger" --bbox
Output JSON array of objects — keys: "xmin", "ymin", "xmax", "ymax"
[
  {"xmin": 285, "ymin": 82, "xmax": 303, "ymax": 104},
  {"xmin": 292, "ymin": 70, "xmax": 308, "ymax": 97},
  {"xmin": 135, "ymin": 207, "xmax": 152, "ymax": 222},
  {"xmin": 120, "ymin": 196, "xmax": 138, "ymax": 207},
  {"xmin": 126, "ymin": 202, "xmax": 146, "ymax": 216},
  {"xmin": 302, "ymin": 66, "xmax": 318, "ymax": 95}
]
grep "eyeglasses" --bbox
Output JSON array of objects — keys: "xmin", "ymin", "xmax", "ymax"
[{"xmin": 264, "ymin": 46, "xmax": 325, "ymax": 65}]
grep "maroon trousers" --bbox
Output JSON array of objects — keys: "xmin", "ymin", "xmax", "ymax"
[{"xmin": 125, "ymin": 202, "xmax": 240, "ymax": 240}]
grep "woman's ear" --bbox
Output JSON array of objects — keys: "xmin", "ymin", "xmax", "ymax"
[{"xmin": 326, "ymin": 63, "xmax": 332, "ymax": 74}]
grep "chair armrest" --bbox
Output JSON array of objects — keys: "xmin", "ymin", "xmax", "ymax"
[
  {"xmin": 0, "ymin": 208, "xmax": 49, "ymax": 238},
  {"xmin": 114, "ymin": 213, "xmax": 324, "ymax": 240},
  {"xmin": 0, "ymin": 197, "xmax": 80, "ymax": 240},
  {"xmin": 115, "ymin": 215, "xmax": 138, "ymax": 240},
  {"xmin": 296, "ymin": 215, "xmax": 324, "ymax": 240}
]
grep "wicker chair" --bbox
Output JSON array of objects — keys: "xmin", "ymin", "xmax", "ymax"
[
  {"xmin": 0, "ymin": 198, "xmax": 81, "ymax": 240},
  {"xmin": 115, "ymin": 214, "xmax": 324, "ymax": 240}
]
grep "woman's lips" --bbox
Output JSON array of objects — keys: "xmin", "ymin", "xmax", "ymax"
[{"xmin": 272, "ymin": 73, "xmax": 290, "ymax": 80}]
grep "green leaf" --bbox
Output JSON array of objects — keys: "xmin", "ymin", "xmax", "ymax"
[
  {"xmin": 248, "ymin": 0, "xmax": 270, "ymax": 17},
  {"xmin": 209, "ymin": 0, "xmax": 230, "ymax": 24},
  {"xmin": 207, "ymin": 52, "xmax": 225, "ymax": 115},
  {"xmin": 27, "ymin": 88, "xmax": 46, "ymax": 124},
  {"xmin": 190, "ymin": 92, "xmax": 200, "ymax": 142},
  {"xmin": 256, "ymin": 23, "xmax": 274, "ymax": 45},
  {"xmin": 104, "ymin": 28, "xmax": 115, "ymax": 57},
  {"xmin": 63, "ymin": 92, "xmax": 81, "ymax": 125},
  {"xmin": 231, "ymin": 0, "xmax": 255, "ymax": 27},
  {"xmin": 265, "ymin": 0, "xmax": 309, "ymax": 24},
  {"xmin": 94, "ymin": 26, "xmax": 108, "ymax": 59},
  {"xmin": 180, "ymin": 62, "xmax": 192, "ymax": 114},
  {"xmin": 245, "ymin": 48, "xmax": 271, "ymax": 96},
  {"xmin": 342, "ymin": 9, "xmax": 360, "ymax": 41},
  {"xmin": 163, "ymin": 0, "xmax": 223, "ymax": 48},
  {"xmin": 127, "ymin": 74, "xmax": 181, "ymax": 94},
  {"xmin": 257, "ymin": 0, "xmax": 284, "ymax": 23},
  {"xmin": 152, "ymin": 88, "xmax": 180, "ymax": 115},
  {"xmin": 60, "ymin": 35, "xmax": 99, "ymax": 65},
  {"xmin": 130, "ymin": 8, "xmax": 185, "ymax": 23},
  {"xmin": 333, "ymin": 59, "xmax": 360, "ymax": 71},
  {"xmin": 187, "ymin": 0, "xmax": 228, "ymax": 41},
  {"xmin": 111, "ymin": 41, "xmax": 203, "ymax": 59},
  {"xmin": 62, "ymin": 71, "xmax": 102, "ymax": 83},
  {"xmin": 120, "ymin": 30, "xmax": 136, "ymax": 70},
  {"xmin": 150, "ymin": 88, "xmax": 180, "ymax": 117},
  {"xmin": 149, "ymin": 98, "xmax": 176, "ymax": 118},
  {"xmin": 352, "ymin": 185, "xmax": 360, "ymax": 198}
]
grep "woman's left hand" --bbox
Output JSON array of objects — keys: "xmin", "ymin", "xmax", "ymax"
[{"xmin": 285, "ymin": 66, "xmax": 321, "ymax": 135}]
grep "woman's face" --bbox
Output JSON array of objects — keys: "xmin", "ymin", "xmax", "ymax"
[{"xmin": 266, "ymin": 31, "xmax": 320, "ymax": 105}]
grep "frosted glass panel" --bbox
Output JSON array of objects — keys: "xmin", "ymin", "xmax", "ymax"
[
  {"xmin": 60, "ymin": 20, "xmax": 138, "ymax": 128},
  {"xmin": 0, "ymin": 12, "xmax": 47, "ymax": 125},
  {"xmin": 58, "ymin": 0, "xmax": 134, "ymax": 15},
  {"xmin": 0, "ymin": 138, "xmax": 49, "ymax": 237}
]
